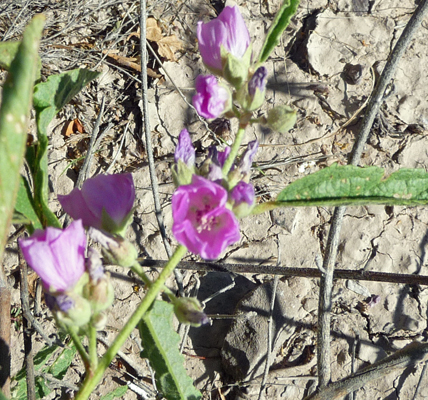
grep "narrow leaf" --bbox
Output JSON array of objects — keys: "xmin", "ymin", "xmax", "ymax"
[
  {"xmin": 30, "ymin": 68, "xmax": 100, "ymax": 227},
  {"xmin": 275, "ymin": 164, "xmax": 428, "ymax": 207},
  {"xmin": 14, "ymin": 177, "xmax": 43, "ymax": 232},
  {"xmin": 139, "ymin": 301, "xmax": 202, "ymax": 400},
  {"xmin": 258, "ymin": 0, "xmax": 300, "ymax": 64},
  {"xmin": 100, "ymin": 385, "xmax": 128, "ymax": 400},
  {"xmin": 0, "ymin": 14, "xmax": 45, "ymax": 265}
]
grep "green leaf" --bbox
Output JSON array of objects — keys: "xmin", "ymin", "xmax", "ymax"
[
  {"xmin": 0, "ymin": 14, "xmax": 44, "ymax": 268},
  {"xmin": 48, "ymin": 344, "xmax": 76, "ymax": 379},
  {"xmin": 35, "ymin": 376, "xmax": 51, "ymax": 399},
  {"xmin": 30, "ymin": 68, "xmax": 100, "ymax": 228},
  {"xmin": 275, "ymin": 164, "xmax": 428, "ymax": 207},
  {"xmin": 100, "ymin": 385, "xmax": 128, "ymax": 400},
  {"xmin": 14, "ymin": 177, "xmax": 43, "ymax": 231},
  {"xmin": 258, "ymin": 0, "xmax": 300, "ymax": 64},
  {"xmin": 139, "ymin": 301, "xmax": 202, "ymax": 400}
]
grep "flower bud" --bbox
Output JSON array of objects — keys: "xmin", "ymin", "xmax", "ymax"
[
  {"xmin": 173, "ymin": 297, "xmax": 209, "ymax": 327},
  {"xmin": 92, "ymin": 313, "xmax": 108, "ymax": 330},
  {"xmin": 230, "ymin": 181, "xmax": 255, "ymax": 218},
  {"xmin": 193, "ymin": 75, "xmax": 231, "ymax": 119},
  {"xmin": 238, "ymin": 66, "xmax": 267, "ymax": 111},
  {"xmin": 266, "ymin": 105, "xmax": 297, "ymax": 133},
  {"xmin": 45, "ymin": 292, "xmax": 91, "ymax": 329},
  {"xmin": 173, "ymin": 129, "xmax": 196, "ymax": 186},
  {"xmin": 90, "ymin": 229, "xmax": 138, "ymax": 268},
  {"xmin": 83, "ymin": 273, "xmax": 114, "ymax": 314}
]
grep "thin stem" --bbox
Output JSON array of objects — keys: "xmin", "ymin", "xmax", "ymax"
[
  {"xmin": 74, "ymin": 245, "xmax": 187, "ymax": 400},
  {"xmin": 131, "ymin": 262, "xmax": 178, "ymax": 304},
  {"xmin": 222, "ymin": 126, "xmax": 246, "ymax": 176},
  {"xmin": 68, "ymin": 327, "xmax": 91, "ymax": 372},
  {"xmin": 88, "ymin": 325, "xmax": 98, "ymax": 371}
]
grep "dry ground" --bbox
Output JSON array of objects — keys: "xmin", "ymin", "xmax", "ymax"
[{"xmin": 2, "ymin": 0, "xmax": 428, "ymax": 399}]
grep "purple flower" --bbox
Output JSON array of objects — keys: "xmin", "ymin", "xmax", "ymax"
[
  {"xmin": 248, "ymin": 66, "xmax": 267, "ymax": 96},
  {"xmin": 193, "ymin": 75, "xmax": 230, "ymax": 119},
  {"xmin": 19, "ymin": 220, "xmax": 86, "ymax": 292},
  {"xmin": 175, "ymin": 129, "xmax": 195, "ymax": 167},
  {"xmin": 217, "ymin": 147, "xmax": 231, "ymax": 167},
  {"xmin": 197, "ymin": 6, "xmax": 250, "ymax": 71},
  {"xmin": 239, "ymin": 140, "xmax": 259, "ymax": 176},
  {"xmin": 230, "ymin": 181, "xmax": 255, "ymax": 206},
  {"xmin": 58, "ymin": 173, "xmax": 135, "ymax": 234},
  {"xmin": 172, "ymin": 175, "xmax": 240, "ymax": 260}
]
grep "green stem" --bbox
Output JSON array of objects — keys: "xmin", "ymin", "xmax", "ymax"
[
  {"xmin": 132, "ymin": 261, "xmax": 177, "ymax": 302},
  {"xmin": 222, "ymin": 126, "xmax": 246, "ymax": 176},
  {"xmin": 88, "ymin": 324, "xmax": 98, "ymax": 371},
  {"xmin": 74, "ymin": 245, "xmax": 187, "ymax": 400},
  {"xmin": 68, "ymin": 326, "xmax": 91, "ymax": 372}
]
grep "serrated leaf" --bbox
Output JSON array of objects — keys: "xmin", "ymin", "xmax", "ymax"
[
  {"xmin": 139, "ymin": 301, "xmax": 202, "ymax": 400},
  {"xmin": 48, "ymin": 344, "xmax": 76, "ymax": 379},
  {"xmin": 29, "ymin": 68, "xmax": 100, "ymax": 228},
  {"xmin": 14, "ymin": 177, "xmax": 43, "ymax": 232},
  {"xmin": 275, "ymin": 164, "xmax": 428, "ymax": 207},
  {"xmin": 258, "ymin": 0, "xmax": 300, "ymax": 64},
  {"xmin": 0, "ymin": 14, "xmax": 44, "ymax": 267},
  {"xmin": 100, "ymin": 385, "xmax": 128, "ymax": 400}
]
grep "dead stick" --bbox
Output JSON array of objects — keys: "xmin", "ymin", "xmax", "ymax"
[
  {"xmin": 138, "ymin": 259, "xmax": 428, "ymax": 286},
  {"xmin": 317, "ymin": 0, "xmax": 428, "ymax": 387},
  {"xmin": 305, "ymin": 342, "xmax": 428, "ymax": 400},
  {"xmin": 0, "ymin": 285, "xmax": 11, "ymax": 396}
]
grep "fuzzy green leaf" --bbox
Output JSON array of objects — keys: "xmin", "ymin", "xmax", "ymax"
[
  {"xmin": 258, "ymin": 0, "xmax": 300, "ymax": 64},
  {"xmin": 29, "ymin": 68, "xmax": 100, "ymax": 228},
  {"xmin": 0, "ymin": 14, "xmax": 44, "ymax": 267},
  {"xmin": 100, "ymin": 385, "xmax": 128, "ymax": 400},
  {"xmin": 275, "ymin": 164, "xmax": 428, "ymax": 207},
  {"xmin": 139, "ymin": 301, "xmax": 202, "ymax": 400}
]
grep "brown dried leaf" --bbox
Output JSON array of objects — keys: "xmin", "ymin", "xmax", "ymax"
[
  {"xmin": 157, "ymin": 34, "xmax": 183, "ymax": 61},
  {"xmin": 146, "ymin": 18, "xmax": 162, "ymax": 42}
]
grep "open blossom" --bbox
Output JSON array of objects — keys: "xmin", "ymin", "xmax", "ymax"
[
  {"xmin": 172, "ymin": 175, "xmax": 240, "ymax": 260},
  {"xmin": 58, "ymin": 173, "xmax": 135, "ymax": 235},
  {"xmin": 19, "ymin": 220, "xmax": 86, "ymax": 292},
  {"xmin": 197, "ymin": 5, "xmax": 250, "ymax": 71},
  {"xmin": 193, "ymin": 75, "xmax": 230, "ymax": 119}
]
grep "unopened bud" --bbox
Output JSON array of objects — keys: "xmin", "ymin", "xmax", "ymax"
[
  {"xmin": 266, "ymin": 105, "xmax": 297, "ymax": 133},
  {"xmin": 173, "ymin": 297, "xmax": 209, "ymax": 327}
]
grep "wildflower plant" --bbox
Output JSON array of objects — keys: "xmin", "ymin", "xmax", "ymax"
[{"xmin": 3, "ymin": 2, "xmax": 428, "ymax": 400}]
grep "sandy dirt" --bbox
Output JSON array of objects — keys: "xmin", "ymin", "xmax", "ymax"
[{"xmin": 2, "ymin": 0, "xmax": 428, "ymax": 399}]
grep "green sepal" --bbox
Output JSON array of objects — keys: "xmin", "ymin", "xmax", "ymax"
[
  {"xmin": 222, "ymin": 44, "xmax": 252, "ymax": 89},
  {"xmin": 172, "ymin": 160, "xmax": 195, "ymax": 187}
]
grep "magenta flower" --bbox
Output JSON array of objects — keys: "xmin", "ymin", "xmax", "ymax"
[
  {"xmin": 193, "ymin": 75, "xmax": 230, "ymax": 119},
  {"xmin": 58, "ymin": 173, "xmax": 135, "ymax": 235},
  {"xmin": 175, "ymin": 129, "xmax": 195, "ymax": 167},
  {"xmin": 230, "ymin": 181, "xmax": 255, "ymax": 206},
  {"xmin": 172, "ymin": 175, "xmax": 240, "ymax": 259},
  {"xmin": 19, "ymin": 220, "xmax": 86, "ymax": 292},
  {"xmin": 197, "ymin": 6, "xmax": 250, "ymax": 71}
]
